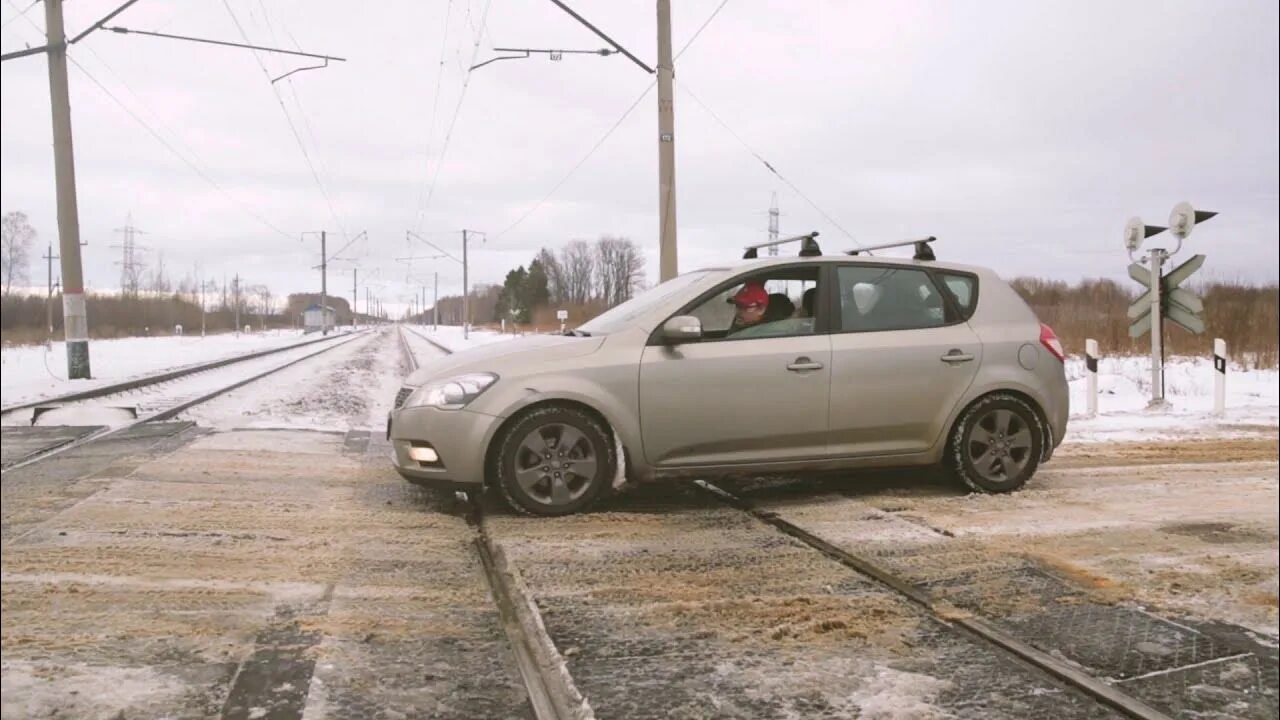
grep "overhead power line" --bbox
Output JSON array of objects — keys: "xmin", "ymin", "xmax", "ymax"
[
  {"xmin": 414, "ymin": 0, "xmax": 493, "ymax": 235},
  {"xmin": 410, "ymin": 0, "xmax": 455, "ymax": 233},
  {"xmin": 407, "ymin": 230, "xmax": 462, "ymax": 265},
  {"xmin": 674, "ymin": 0, "xmax": 730, "ymax": 60},
  {"xmin": 677, "ymin": 80, "xmax": 861, "ymax": 247},
  {"xmin": 1, "ymin": 0, "xmax": 38, "ymax": 30},
  {"xmin": 21, "ymin": 0, "xmax": 299, "ymax": 243},
  {"xmin": 494, "ymin": 80, "xmax": 655, "ymax": 242},
  {"xmin": 66, "ymin": 55, "xmax": 296, "ymax": 240},
  {"xmin": 220, "ymin": 0, "xmax": 349, "ymax": 241},
  {"xmin": 491, "ymin": 1, "xmax": 731, "ymax": 244}
]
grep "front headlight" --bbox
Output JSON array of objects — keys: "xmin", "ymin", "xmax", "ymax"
[{"xmin": 405, "ymin": 372, "xmax": 498, "ymax": 410}]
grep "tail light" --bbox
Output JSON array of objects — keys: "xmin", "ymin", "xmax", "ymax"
[{"xmin": 1039, "ymin": 323, "xmax": 1065, "ymax": 362}]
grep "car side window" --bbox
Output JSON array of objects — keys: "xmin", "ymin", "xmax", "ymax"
[
  {"xmin": 836, "ymin": 265, "xmax": 947, "ymax": 333},
  {"xmin": 938, "ymin": 272, "xmax": 978, "ymax": 321},
  {"xmin": 684, "ymin": 267, "xmax": 820, "ymax": 341}
]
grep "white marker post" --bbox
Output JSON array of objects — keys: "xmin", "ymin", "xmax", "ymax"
[
  {"xmin": 1085, "ymin": 338, "xmax": 1099, "ymax": 418},
  {"xmin": 1213, "ymin": 338, "xmax": 1227, "ymax": 417}
]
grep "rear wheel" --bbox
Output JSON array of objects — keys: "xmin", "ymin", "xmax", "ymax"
[
  {"xmin": 949, "ymin": 394, "xmax": 1043, "ymax": 493},
  {"xmin": 495, "ymin": 406, "xmax": 615, "ymax": 516}
]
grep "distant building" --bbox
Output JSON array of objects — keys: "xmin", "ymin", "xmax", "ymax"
[{"xmin": 302, "ymin": 304, "xmax": 337, "ymax": 333}]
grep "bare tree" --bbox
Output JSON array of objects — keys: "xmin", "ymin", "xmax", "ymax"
[
  {"xmin": 560, "ymin": 240, "xmax": 596, "ymax": 304},
  {"xmin": 146, "ymin": 251, "xmax": 170, "ymax": 295},
  {"xmin": 595, "ymin": 237, "xmax": 619, "ymax": 307},
  {"xmin": 593, "ymin": 236, "xmax": 647, "ymax": 306},
  {"xmin": 614, "ymin": 237, "xmax": 646, "ymax": 303},
  {"xmin": 1, "ymin": 211, "xmax": 36, "ymax": 297},
  {"xmin": 537, "ymin": 247, "xmax": 565, "ymax": 304},
  {"xmin": 255, "ymin": 285, "xmax": 273, "ymax": 330}
]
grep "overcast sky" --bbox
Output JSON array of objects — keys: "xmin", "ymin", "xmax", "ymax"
[{"xmin": 2, "ymin": 0, "xmax": 1277, "ymax": 313}]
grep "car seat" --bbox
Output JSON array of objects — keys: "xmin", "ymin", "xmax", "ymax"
[{"xmin": 763, "ymin": 293, "xmax": 795, "ymax": 323}]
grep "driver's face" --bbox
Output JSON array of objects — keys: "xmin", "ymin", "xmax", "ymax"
[{"xmin": 735, "ymin": 302, "xmax": 766, "ymax": 326}]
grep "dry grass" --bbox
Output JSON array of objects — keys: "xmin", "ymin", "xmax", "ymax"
[{"xmin": 1011, "ymin": 278, "xmax": 1279, "ymax": 368}]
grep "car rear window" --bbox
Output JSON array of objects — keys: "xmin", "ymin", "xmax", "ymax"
[{"xmin": 938, "ymin": 272, "xmax": 978, "ymax": 321}]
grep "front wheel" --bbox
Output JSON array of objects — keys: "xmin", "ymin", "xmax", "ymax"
[
  {"xmin": 948, "ymin": 394, "xmax": 1043, "ymax": 493},
  {"xmin": 495, "ymin": 406, "xmax": 615, "ymax": 516}
]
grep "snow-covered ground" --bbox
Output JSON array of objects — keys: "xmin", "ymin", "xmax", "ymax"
[
  {"xmin": 409, "ymin": 324, "xmax": 517, "ymax": 353},
  {"xmin": 176, "ymin": 329, "xmax": 402, "ymax": 433},
  {"xmin": 1065, "ymin": 356, "xmax": 1278, "ymax": 443},
  {"xmin": 0, "ymin": 330, "xmax": 345, "ymax": 408}
]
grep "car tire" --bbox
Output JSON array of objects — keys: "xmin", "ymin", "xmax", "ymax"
[
  {"xmin": 495, "ymin": 405, "xmax": 615, "ymax": 516},
  {"xmin": 948, "ymin": 393, "xmax": 1043, "ymax": 494}
]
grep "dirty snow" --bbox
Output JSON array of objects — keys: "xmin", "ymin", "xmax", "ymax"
[
  {"xmin": 1, "ymin": 659, "xmax": 191, "ymax": 719},
  {"xmin": 0, "ymin": 330, "xmax": 339, "ymax": 408},
  {"xmin": 848, "ymin": 666, "xmax": 953, "ymax": 720}
]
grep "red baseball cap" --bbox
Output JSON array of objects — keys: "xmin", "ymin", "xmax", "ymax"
[{"xmin": 731, "ymin": 283, "xmax": 768, "ymax": 308}]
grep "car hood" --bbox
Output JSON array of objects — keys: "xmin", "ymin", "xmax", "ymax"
[{"xmin": 405, "ymin": 334, "xmax": 605, "ymax": 386}]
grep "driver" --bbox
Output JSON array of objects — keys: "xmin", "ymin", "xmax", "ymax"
[{"xmin": 728, "ymin": 282, "xmax": 769, "ymax": 335}]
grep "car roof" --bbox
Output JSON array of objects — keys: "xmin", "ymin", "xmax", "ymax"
[{"xmin": 693, "ymin": 253, "xmax": 990, "ymax": 277}]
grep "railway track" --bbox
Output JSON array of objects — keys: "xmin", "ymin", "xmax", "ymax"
[
  {"xmin": 0, "ymin": 330, "xmax": 358, "ymax": 417},
  {"xmin": 694, "ymin": 480, "xmax": 1177, "ymax": 719},
  {"xmin": 0, "ymin": 329, "xmax": 371, "ymax": 473},
  {"xmin": 398, "ymin": 325, "xmax": 588, "ymax": 720},
  {"xmin": 395, "ymin": 326, "xmax": 1273, "ymax": 719}
]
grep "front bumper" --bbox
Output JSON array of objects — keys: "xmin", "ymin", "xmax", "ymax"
[{"xmin": 388, "ymin": 405, "xmax": 500, "ymax": 489}]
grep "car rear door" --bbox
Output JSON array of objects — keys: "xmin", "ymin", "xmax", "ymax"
[{"xmin": 826, "ymin": 263, "xmax": 982, "ymax": 457}]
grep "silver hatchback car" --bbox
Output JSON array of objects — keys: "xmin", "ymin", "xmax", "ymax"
[{"xmin": 390, "ymin": 244, "xmax": 1068, "ymax": 516}]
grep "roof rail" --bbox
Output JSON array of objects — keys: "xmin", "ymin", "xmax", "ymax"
[
  {"xmin": 743, "ymin": 231, "xmax": 821, "ymax": 259},
  {"xmin": 846, "ymin": 236, "xmax": 936, "ymax": 261}
]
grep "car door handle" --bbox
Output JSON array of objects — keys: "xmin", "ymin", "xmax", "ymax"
[
  {"xmin": 787, "ymin": 357, "xmax": 825, "ymax": 372},
  {"xmin": 940, "ymin": 350, "xmax": 975, "ymax": 364}
]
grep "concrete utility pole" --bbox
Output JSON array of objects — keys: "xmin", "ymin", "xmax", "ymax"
[
  {"xmin": 462, "ymin": 229, "xmax": 470, "ymax": 339},
  {"xmin": 45, "ymin": 0, "xmax": 90, "ymax": 377},
  {"xmin": 352, "ymin": 268, "xmax": 357, "ymax": 329},
  {"xmin": 421, "ymin": 286, "xmax": 426, "ymax": 326},
  {"xmin": 233, "ymin": 273, "xmax": 241, "ymax": 335},
  {"xmin": 43, "ymin": 244, "xmax": 59, "ymax": 342},
  {"xmin": 433, "ymin": 271, "xmax": 439, "ymax": 330},
  {"xmin": 200, "ymin": 279, "xmax": 208, "ymax": 337},
  {"xmin": 656, "ymin": 0, "xmax": 677, "ymax": 282},
  {"xmin": 320, "ymin": 231, "xmax": 328, "ymax": 335}
]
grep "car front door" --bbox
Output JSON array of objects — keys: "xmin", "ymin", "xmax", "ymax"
[
  {"xmin": 827, "ymin": 263, "xmax": 982, "ymax": 457},
  {"xmin": 638, "ymin": 266, "xmax": 831, "ymax": 467}
]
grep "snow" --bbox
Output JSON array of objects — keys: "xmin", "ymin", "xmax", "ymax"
[
  {"xmin": 0, "ymin": 330, "xmax": 327, "ymax": 408},
  {"xmin": 177, "ymin": 329, "xmax": 402, "ymax": 433},
  {"xmin": 1064, "ymin": 356, "xmax": 1278, "ymax": 443},
  {"xmin": 0, "ymin": 335, "xmax": 363, "ymax": 429},
  {"xmin": 410, "ymin": 324, "xmax": 517, "ymax": 353}
]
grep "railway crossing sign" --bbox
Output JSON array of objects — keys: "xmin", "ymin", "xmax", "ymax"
[
  {"xmin": 1127, "ymin": 254, "xmax": 1207, "ymax": 337},
  {"xmin": 1123, "ymin": 202, "xmax": 1216, "ymax": 405}
]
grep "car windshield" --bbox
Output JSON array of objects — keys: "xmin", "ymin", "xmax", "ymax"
[{"xmin": 575, "ymin": 270, "xmax": 715, "ymax": 335}]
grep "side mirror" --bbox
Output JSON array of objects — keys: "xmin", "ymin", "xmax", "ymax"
[{"xmin": 661, "ymin": 315, "xmax": 702, "ymax": 343}]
